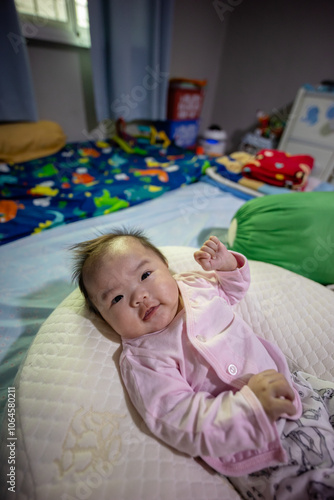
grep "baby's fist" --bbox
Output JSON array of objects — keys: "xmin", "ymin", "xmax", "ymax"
[{"xmin": 194, "ymin": 236, "xmax": 237, "ymax": 271}]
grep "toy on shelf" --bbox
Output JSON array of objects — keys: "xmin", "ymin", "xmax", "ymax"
[
  {"xmin": 239, "ymin": 109, "xmax": 287, "ymax": 154},
  {"xmin": 256, "ymin": 110, "xmax": 285, "ymax": 140}
]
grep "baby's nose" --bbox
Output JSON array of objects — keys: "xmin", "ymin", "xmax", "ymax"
[{"xmin": 131, "ymin": 288, "xmax": 148, "ymax": 306}]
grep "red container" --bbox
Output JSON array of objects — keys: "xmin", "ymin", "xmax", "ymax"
[{"xmin": 167, "ymin": 79, "xmax": 206, "ymax": 121}]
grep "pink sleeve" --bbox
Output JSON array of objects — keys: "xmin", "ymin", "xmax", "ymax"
[
  {"xmin": 120, "ymin": 352, "xmax": 279, "ymax": 461},
  {"xmin": 216, "ymin": 251, "xmax": 251, "ymax": 305}
]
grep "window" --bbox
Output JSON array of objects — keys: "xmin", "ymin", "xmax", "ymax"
[{"xmin": 14, "ymin": 0, "xmax": 90, "ymax": 48}]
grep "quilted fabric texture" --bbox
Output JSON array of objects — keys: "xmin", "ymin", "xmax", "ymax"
[{"xmin": 1, "ymin": 247, "xmax": 333, "ymax": 500}]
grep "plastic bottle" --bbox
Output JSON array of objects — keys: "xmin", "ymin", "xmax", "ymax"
[{"xmin": 200, "ymin": 125, "xmax": 227, "ymax": 156}]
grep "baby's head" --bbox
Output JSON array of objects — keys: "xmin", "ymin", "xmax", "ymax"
[{"xmin": 71, "ymin": 228, "xmax": 180, "ymax": 339}]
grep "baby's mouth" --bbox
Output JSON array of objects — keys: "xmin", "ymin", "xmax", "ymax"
[{"xmin": 143, "ymin": 305, "xmax": 158, "ymax": 321}]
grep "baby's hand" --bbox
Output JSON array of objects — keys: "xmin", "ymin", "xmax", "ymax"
[
  {"xmin": 247, "ymin": 369, "xmax": 296, "ymax": 422},
  {"xmin": 194, "ymin": 236, "xmax": 238, "ymax": 272}
]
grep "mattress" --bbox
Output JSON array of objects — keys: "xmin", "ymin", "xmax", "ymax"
[
  {"xmin": 1, "ymin": 247, "xmax": 333, "ymax": 500},
  {"xmin": 0, "ymin": 139, "xmax": 207, "ymax": 245}
]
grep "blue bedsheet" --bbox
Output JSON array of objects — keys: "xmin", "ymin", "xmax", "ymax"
[{"xmin": 0, "ymin": 140, "xmax": 208, "ymax": 245}]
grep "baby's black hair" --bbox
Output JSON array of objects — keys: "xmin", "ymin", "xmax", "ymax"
[{"xmin": 70, "ymin": 227, "xmax": 167, "ymax": 316}]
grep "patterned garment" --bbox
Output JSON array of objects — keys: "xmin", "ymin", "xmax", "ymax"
[
  {"xmin": 0, "ymin": 140, "xmax": 208, "ymax": 245},
  {"xmin": 229, "ymin": 371, "xmax": 334, "ymax": 499}
]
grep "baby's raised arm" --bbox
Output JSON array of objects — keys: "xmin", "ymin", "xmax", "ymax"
[
  {"xmin": 247, "ymin": 369, "xmax": 296, "ymax": 422},
  {"xmin": 195, "ymin": 237, "xmax": 296, "ymax": 423},
  {"xmin": 194, "ymin": 235, "xmax": 238, "ymax": 272}
]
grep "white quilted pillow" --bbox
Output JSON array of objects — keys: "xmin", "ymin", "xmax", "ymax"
[{"xmin": 1, "ymin": 247, "xmax": 333, "ymax": 500}]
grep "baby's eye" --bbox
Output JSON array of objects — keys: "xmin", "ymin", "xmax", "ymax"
[
  {"xmin": 111, "ymin": 295, "xmax": 123, "ymax": 305},
  {"xmin": 141, "ymin": 271, "xmax": 151, "ymax": 280}
]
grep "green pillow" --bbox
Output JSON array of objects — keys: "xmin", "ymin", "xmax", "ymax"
[{"xmin": 227, "ymin": 192, "xmax": 334, "ymax": 284}]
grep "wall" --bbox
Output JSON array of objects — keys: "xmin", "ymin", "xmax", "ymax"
[
  {"xmin": 27, "ymin": 41, "xmax": 97, "ymax": 142},
  {"xmin": 27, "ymin": 0, "xmax": 226, "ymax": 142},
  {"xmin": 211, "ymin": 0, "xmax": 334, "ymax": 151},
  {"xmin": 25, "ymin": 0, "xmax": 334, "ymax": 146},
  {"xmin": 169, "ymin": 0, "xmax": 229, "ymax": 133}
]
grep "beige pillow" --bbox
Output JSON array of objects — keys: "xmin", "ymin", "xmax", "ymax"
[{"xmin": 0, "ymin": 120, "xmax": 67, "ymax": 163}]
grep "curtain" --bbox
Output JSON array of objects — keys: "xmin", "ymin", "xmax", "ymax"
[
  {"xmin": 88, "ymin": 0, "xmax": 174, "ymax": 123},
  {"xmin": 0, "ymin": 0, "xmax": 38, "ymax": 122}
]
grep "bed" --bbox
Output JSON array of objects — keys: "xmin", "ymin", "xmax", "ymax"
[
  {"xmin": 0, "ymin": 137, "xmax": 333, "ymax": 499},
  {"xmin": 0, "ymin": 139, "xmax": 209, "ymax": 246}
]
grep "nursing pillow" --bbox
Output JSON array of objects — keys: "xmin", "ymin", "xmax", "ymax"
[
  {"xmin": 1, "ymin": 247, "xmax": 333, "ymax": 500},
  {"xmin": 227, "ymin": 192, "xmax": 334, "ymax": 285}
]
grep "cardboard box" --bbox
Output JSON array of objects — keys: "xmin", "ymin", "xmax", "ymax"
[
  {"xmin": 156, "ymin": 120, "xmax": 200, "ymax": 148},
  {"xmin": 167, "ymin": 79, "xmax": 206, "ymax": 121}
]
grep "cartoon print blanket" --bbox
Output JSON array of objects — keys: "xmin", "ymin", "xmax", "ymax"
[{"xmin": 0, "ymin": 140, "xmax": 207, "ymax": 245}]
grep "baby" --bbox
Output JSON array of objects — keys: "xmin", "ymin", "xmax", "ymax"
[{"xmin": 71, "ymin": 228, "xmax": 334, "ymax": 499}]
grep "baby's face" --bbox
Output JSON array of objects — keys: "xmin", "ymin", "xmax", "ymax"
[{"xmin": 83, "ymin": 238, "xmax": 180, "ymax": 339}]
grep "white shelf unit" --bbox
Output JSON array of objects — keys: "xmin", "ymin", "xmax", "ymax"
[{"xmin": 278, "ymin": 86, "xmax": 334, "ymax": 184}]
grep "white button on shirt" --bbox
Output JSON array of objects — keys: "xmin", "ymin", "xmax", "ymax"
[
  {"xmin": 196, "ymin": 335, "xmax": 206, "ymax": 343},
  {"xmin": 227, "ymin": 364, "xmax": 238, "ymax": 376}
]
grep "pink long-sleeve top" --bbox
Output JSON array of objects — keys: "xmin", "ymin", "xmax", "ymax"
[{"xmin": 120, "ymin": 253, "xmax": 302, "ymax": 477}]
